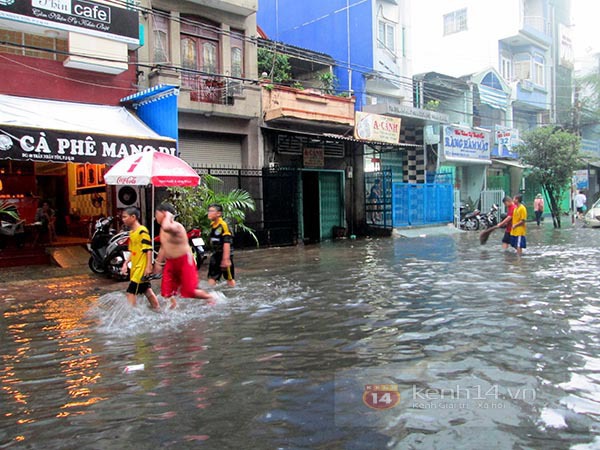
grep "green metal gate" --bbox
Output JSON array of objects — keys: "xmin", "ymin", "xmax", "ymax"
[{"xmin": 319, "ymin": 172, "xmax": 344, "ymax": 240}]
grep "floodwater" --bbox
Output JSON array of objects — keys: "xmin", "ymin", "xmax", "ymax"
[{"xmin": 1, "ymin": 225, "xmax": 599, "ymax": 449}]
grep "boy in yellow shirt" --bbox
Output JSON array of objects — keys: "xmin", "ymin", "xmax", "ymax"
[
  {"xmin": 207, "ymin": 204, "xmax": 235, "ymax": 287},
  {"xmin": 120, "ymin": 207, "xmax": 160, "ymax": 310},
  {"xmin": 510, "ymin": 194, "xmax": 527, "ymax": 256}
]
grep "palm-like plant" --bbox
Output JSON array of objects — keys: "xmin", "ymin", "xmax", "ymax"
[
  {"xmin": 167, "ymin": 174, "xmax": 258, "ymax": 245},
  {"xmin": 0, "ymin": 201, "xmax": 19, "ymax": 222}
]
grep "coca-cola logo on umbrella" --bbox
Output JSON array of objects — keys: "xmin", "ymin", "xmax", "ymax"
[{"xmin": 116, "ymin": 176, "xmax": 137, "ymax": 184}]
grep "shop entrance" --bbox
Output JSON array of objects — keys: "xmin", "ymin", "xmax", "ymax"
[
  {"xmin": 36, "ymin": 174, "xmax": 69, "ymax": 235},
  {"xmin": 300, "ymin": 170, "xmax": 344, "ymax": 243}
]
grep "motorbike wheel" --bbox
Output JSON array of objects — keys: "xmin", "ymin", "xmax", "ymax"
[
  {"xmin": 88, "ymin": 256, "xmax": 106, "ymax": 274},
  {"xmin": 479, "ymin": 218, "xmax": 489, "ymax": 229},
  {"xmin": 465, "ymin": 218, "xmax": 479, "ymax": 231}
]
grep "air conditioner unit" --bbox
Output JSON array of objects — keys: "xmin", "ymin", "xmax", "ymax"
[{"xmin": 116, "ymin": 186, "xmax": 141, "ymax": 209}]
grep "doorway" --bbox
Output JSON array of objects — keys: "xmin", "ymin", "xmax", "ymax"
[
  {"xmin": 302, "ymin": 171, "xmax": 320, "ymax": 243},
  {"xmin": 300, "ymin": 170, "xmax": 344, "ymax": 243}
]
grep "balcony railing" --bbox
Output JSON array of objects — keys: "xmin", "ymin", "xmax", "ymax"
[
  {"xmin": 261, "ymin": 84, "xmax": 355, "ymax": 126},
  {"xmin": 182, "ymin": 75, "xmax": 244, "ymax": 105},
  {"xmin": 522, "ymin": 15, "xmax": 551, "ymax": 36}
]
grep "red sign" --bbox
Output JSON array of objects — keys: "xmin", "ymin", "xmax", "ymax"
[{"xmin": 362, "ymin": 384, "xmax": 400, "ymax": 410}]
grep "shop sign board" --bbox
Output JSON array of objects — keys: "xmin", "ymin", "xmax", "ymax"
[
  {"xmin": 354, "ymin": 112, "xmax": 401, "ymax": 144},
  {"xmin": 0, "ymin": 0, "xmax": 139, "ymax": 46},
  {"xmin": 0, "ymin": 125, "xmax": 177, "ymax": 165},
  {"xmin": 303, "ymin": 147, "xmax": 324, "ymax": 168},
  {"xmin": 492, "ymin": 126, "xmax": 519, "ymax": 159},
  {"xmin": 573, "ymin": 170, "xmax": 588, "ymax": 190},
  {"xmin": 441, "ymin": 126, "xmax": 491, "ymax": 162}
]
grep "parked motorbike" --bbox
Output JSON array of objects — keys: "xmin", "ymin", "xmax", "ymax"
[
  {"xmin": 153, "ymin": 226, "xmax": 206, "ymax": 270},
  {"xmin": 459, "ymin": 203, "xmax": 481, "ymax": 231},
  {"xmin": 87, "ymin": 216, "xmax": 130, "ymax": 280},
  {"xmin": 478, "ymin": 204, "xmax": 499, "ymax": 229}
]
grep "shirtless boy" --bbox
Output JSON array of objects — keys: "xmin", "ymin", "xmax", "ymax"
[{"xmin": 154, "ymin": 203, "xmax": 215, "ymax": 308}]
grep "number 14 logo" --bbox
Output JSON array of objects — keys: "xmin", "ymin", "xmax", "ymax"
[{"xmin": 362, "ymin": 384, "xmax": 400, "ymax": 410}]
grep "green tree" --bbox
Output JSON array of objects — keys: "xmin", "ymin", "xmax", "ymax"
[
  {"xmin": 167, "ymin": 174, "xmax": 258, "ymax": 244},
  {"xmin": 517, "ymin": 126, "xmax": 581, "ymax": 228},
  {"xmin": 258, "ymin": 47, "xmax": 292, "ymax": 83}
]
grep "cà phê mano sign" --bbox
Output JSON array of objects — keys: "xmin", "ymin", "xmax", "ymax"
[{"xmin": 0, "ymin": 125, "xmax": 177, "ymax": 164}]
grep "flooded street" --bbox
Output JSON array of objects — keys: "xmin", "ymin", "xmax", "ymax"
[{"xmin": 1, "ymin": 225, "xmax": 600, "ymax": 449}]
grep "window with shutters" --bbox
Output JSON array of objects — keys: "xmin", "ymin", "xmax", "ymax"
[
  {"xmin": 533, "ymin": 55, "xmax": 545, "ymax": 87},
  {"xmin": 443, "ymin": 8, "xmax": 467, "ymax": 35},
  {"xmin": 377, "ymin": 20, "xmax": 396, "ymax": 53},
  {"xmin": 230, "ymin": 29, "xmax": 244, "ymax": 78},
  {"xmin": 180, "ymin": 16, "xmax": 220, "ymax": 76},
  {"xmin": 180, "ymin": 16, "xmax": 222, "ymax": 101},
  {"xmin": 513, "ymin": 55, "xmax": 531, "ymax": 81},
  {"xmin": 152, "ymin": 11, "xmax": 169, "ymax": 63}
]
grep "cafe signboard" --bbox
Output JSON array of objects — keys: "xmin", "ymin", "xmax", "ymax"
[
  {"xmin": 0, "ymin": 0, "xmax": 140, "ymax": 47},
  {"xmin": 0, "ymin": 125, "xmax": 177, "ymax": 165}
]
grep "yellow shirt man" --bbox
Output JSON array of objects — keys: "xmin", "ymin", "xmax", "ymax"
[
  {"xmin": 511, "ymin": 204, "xmax": 527, "ymax": 237},
  {"xmin": 129, "ymin": 225, "xmax": 153, "ymax": 283}
]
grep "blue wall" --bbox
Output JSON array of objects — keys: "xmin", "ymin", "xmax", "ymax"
[{"xmin": 258, "ymin": 0, "xmax": 374, "ymax": 109}]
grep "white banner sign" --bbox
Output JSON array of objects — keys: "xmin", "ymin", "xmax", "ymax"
[
  {"xmin": 442, "ymin": 126, "xmax": 491, "ymax": 163},
  {"xmin": 354, "ymin": 112, "xmax": 401, "ymax": 144}
]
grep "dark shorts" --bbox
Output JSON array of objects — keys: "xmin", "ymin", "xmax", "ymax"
[
  {"xmin": 502, "ymin": 231, "xmax": 512, "ymax": 245},
  {"xmin": 208, "ymin": 253, "xmax": 235, "ymax": 281},
  {"xmin": 510, "ymin": 235, "xmax": 527, "ymax": 249},
  {"xmin": 127, "ymin": 281, "xmax": 151, "ymax": 295},
  {"xmin": 577, "ymin": 207, "xmax": 585, "ymax": 214}
]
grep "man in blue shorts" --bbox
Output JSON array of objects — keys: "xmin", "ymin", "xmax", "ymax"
[{"xmin": 510, "ymin": 194, "xmax": 527, "ymax": 256}]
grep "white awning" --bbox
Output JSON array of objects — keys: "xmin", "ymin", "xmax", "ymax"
[
  {"xmin": 0, "ymin": 94, "xmax": 176, "ymax": 165},
  {"xmin": 443, "ymin": 156, "xmax": 492, "ymax": 165},
  {"xmin": 491, "ymin": 159, "xmax": 528, "ymax": 169},
  {"xmin": 0, "ymin": 94, "xmax": 169, "ymax": 139}
]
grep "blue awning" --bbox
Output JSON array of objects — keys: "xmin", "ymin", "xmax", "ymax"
[
  {"xmin": 478, "ymin": 85, "xmax": 509, "ymax": 110},
  {"xmin": 120, "ymin": 84, "xmax": 179, "ymax": 141}
]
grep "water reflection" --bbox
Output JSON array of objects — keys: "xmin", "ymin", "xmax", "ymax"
[{"xmin": 0, "ymin": 226, "xmax": 598, "ymax": 448}]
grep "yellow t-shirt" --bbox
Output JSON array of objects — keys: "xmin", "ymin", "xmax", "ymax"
[
  {"xmin": 511, "ymin": 204, "xmax": 527, "ymax": 237},
  {"xmin": 128, "ymin": 225, "xmax": 152, "ymax": 283}
]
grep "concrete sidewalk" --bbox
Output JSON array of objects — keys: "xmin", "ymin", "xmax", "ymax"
[{"xmin": 393, "ymin": 223, "xmax": 464, "ymax": 238}]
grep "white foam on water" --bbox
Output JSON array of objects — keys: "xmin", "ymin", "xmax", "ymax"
[
  {"xmin": 89, "ymin": 278, "xmax": 311, "ymax": 337},
  {"xmin": 539, "ymin": 407, "xmax": 568, "ymax": 429}
]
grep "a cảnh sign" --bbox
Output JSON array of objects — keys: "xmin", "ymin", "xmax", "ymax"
[
  {"xmin": 354, "ymin": 112, "xmax": 401, "ymax": 144},
  {"xmin": 303, "ymin": 147, "xmax": 324, "ymax": 168},
  {"xmin": 441, "ymin": 126, "xmax": 491, "ymax": 163},
  {"xmin": 0, "ymin": 125, "xmax": 176, "ymax": 165},
  {"xmin": 0, "ymin": 0, "xmax": 139, "ymax": 46}
]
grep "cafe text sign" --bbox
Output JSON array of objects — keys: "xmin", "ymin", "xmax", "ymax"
[
  {"xmin": 0, "ymin": 0, "xmax": 139, "ymax": 46},
  {"xmin": 0, "ymin": 125, "xmax": 176, "ymax": 165}
]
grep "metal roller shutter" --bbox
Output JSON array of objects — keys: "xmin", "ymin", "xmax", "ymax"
[{"xmin": 178, "ymin": 134, "xmax": 242, "ymax": 168}]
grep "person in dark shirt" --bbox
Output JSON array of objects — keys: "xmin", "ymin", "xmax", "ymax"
[{"xmin": 207, "ymin": 204, "xmax": 235, "ymax": 287}]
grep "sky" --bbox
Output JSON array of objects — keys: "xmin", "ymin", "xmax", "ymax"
[{"xmin": 571, "ymin": 0, "xmax": 599, "ymax": 69}]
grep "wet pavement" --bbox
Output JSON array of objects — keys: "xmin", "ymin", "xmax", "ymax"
[{"xmin": 1, "ymin": 224, "xmax": 599, "ymax": 449}]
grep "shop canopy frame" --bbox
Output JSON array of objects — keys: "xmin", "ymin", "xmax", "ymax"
[
  {"xmin": 263, "ymin": 126, "xmax": 420, "ymax": 157},
  {"xmin": 0, "ymin": 94, "xmax": 177, "ymax": 166}
]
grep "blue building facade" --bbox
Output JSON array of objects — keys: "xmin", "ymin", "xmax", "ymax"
[{"xmin": 258, "ymin": 0, "xmax": 374, "ymax": 110}]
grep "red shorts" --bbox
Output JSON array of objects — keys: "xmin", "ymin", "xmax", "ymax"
[{"xmin": 161, "ymin": 252, "xmax": 198, "ymax": 298}]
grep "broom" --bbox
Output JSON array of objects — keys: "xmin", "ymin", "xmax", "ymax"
[{"xmin": 479, "ymin": 226, "xmax": 498, "ymax": 245}]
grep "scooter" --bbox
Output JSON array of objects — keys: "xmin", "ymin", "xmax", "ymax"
[
  {"xmin": 87, "ymin": 216, "xmax": 130, "ymax": 280},
  {"xmin": 458, "ymin": 203, "xmax": 481, "ymax": 231},
  {"xmin": 478, "ymin": 204, "xmax": 499, "ymax": 229}
]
